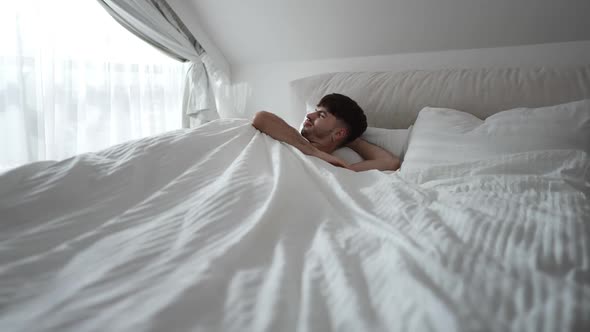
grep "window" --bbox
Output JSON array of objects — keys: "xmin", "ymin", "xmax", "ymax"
[{"xmin": 0, "ymin": 0, "xmax": 186, "ymax": 171}]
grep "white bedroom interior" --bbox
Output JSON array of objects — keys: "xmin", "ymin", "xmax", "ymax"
[{"xmin": 1, "ymin": 0, "xmax": 590, "ymax": 331}]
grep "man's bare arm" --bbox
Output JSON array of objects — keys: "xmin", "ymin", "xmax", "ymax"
[
  {"xmin": 347, "ymin": 138, "xmax": 401, "ymax": 172},
  {"xmin": 252, "ymin": 111, "xmax": 350, "ymax": 168}
]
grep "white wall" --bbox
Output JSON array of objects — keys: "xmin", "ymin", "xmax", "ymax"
[
  {"xmin": 231, "ymin": 40, "xmax": 590, "ymax": 127},
  {"xmin": 167, "ymin": 0, "xmax": 230, "ymax": 76}
]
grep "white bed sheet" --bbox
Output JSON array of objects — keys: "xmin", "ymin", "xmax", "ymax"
[{"xmin": 1, "ymin": 119, "xmax": 589, "ymax": 331}]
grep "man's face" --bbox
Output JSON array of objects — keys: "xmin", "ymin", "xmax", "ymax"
[{"xmin": 300, "ymin": 106, "xmax": 346, "ymax": 143}]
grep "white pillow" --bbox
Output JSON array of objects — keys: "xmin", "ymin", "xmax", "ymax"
[
  {"xmin": 333, "ymin": 126, "xmax": 412, "ymax": 164},
  {"xmin": 332, "ymin": 146, "xmax": 364, "ymax": 164},
  {"xmin": 402, "ymin": 99, "xmax": 590, "ymax": 171}
]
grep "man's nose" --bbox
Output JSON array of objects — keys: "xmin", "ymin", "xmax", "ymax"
[{"xmin": 307, "ymin": 112, "xmax": 318, "ymax": 120}]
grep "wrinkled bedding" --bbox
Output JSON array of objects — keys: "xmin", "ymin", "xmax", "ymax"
[{"xmin": 1, "ymin": 119, "xmax": 589, "ymax": 331}]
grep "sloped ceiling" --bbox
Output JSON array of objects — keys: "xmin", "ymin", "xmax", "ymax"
[{"xmin": 186, "ymin": 0, "xmax": 590, "ymax": 65}]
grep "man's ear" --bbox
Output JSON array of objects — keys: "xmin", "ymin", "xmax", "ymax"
[{"xmin": 333, "ymin": 127, "xmax": 348, "ymax": 142}]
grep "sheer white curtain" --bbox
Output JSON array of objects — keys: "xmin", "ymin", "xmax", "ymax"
[{"xmin": 0, "ymin": 0, "xmax": 186, "ymax": 171}]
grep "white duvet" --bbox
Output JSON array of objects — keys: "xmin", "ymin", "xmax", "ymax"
[{"xmin": 0, "ymin": 119, "xmax": 589, "ymax": 332}]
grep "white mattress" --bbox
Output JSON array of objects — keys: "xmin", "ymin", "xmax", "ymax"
[{"xmin": 1, "ymin": 119, "xmax": 589, "ymax": 331}]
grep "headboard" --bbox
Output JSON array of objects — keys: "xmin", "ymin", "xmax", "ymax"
[{"xmin": 290, "ymin": 66, "xmax": 590, "ymax": 129}]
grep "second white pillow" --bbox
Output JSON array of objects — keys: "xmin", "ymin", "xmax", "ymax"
[{"xmin": 402, "ymin": 99, "xmax": 590, "ymax": 171}]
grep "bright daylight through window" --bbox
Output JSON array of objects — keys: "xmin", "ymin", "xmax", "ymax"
[{"xmin": 0, "ymin": 0, "xmax": 186, "ymax": 171}]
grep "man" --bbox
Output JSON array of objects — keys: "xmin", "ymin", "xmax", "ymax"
[{"xmin": 252, "ymin": 93, "xmax": 400, "ymax": 172}]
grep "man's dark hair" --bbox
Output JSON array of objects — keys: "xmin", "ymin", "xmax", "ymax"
[{"xmin": 317, "ymin": 93, "xmax": 367, "ymax": 144}]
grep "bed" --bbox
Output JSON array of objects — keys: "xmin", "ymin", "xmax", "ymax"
[{"xmin": 1, "ymin": 66, "xmax": 589, "ymax": 331}]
